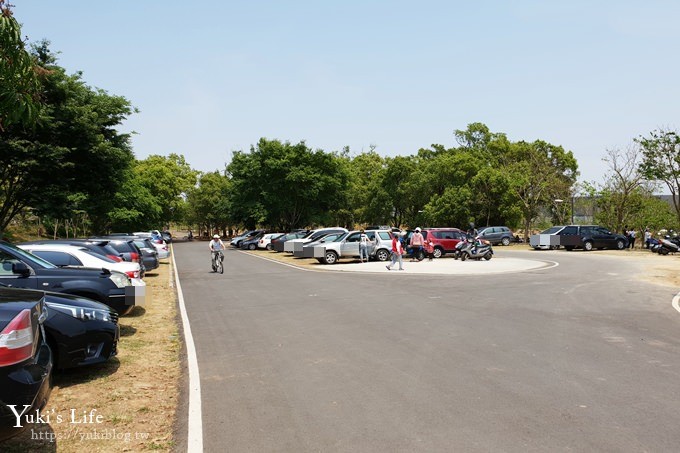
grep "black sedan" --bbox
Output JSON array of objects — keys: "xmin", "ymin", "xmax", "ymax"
[
  {"xmin": 0, "ymin": 285, "xmax": 119, "ymax": 370},
  {"xmin": 43, "ymin": 291, "xmax": 120, "ymax": 369},
  {"xmin": 0, "ymin": 288, "xmax": 53, "ymax": 442}
]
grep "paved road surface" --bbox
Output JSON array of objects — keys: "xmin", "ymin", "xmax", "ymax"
[{"xmin": 174, "ymin": 243, "xmax": 680, "ymax": 452}]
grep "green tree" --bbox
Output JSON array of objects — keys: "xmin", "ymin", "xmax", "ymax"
[
  {"xmin": 133, "ymin": 154, "xmax": 198, "ymax": 228},
  {"xmin": 0, "ymin": 1, "xmax": 41, "ymax": 130},
  {"xmin": 638, "ymin": 128, "xmax": 680, "ymax": 223},
  {"xmin": 1, "ymin": 42, "xmax": 137, "ymax": 236},
  {"xmin": 504, "ymin": 140, "xmax": 578, "ymax": 239},
  {"xmin": 228, "ymin": 139, "xmax": 349, "ymax": 230},
  {"xmin": 185, "ymin": 171, "xmax": 232, "ymax": 235}
]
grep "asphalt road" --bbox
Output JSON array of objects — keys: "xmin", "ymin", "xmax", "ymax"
[{"xmin": 174, "ymin": 243, "xmax": 680, "ymax": 452}]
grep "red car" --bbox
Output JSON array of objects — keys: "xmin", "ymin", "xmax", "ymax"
[{"xmin": 423, "ymin": 228, "xmax": 466, "ymax": 258}]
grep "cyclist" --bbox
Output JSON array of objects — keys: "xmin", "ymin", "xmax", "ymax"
[{"xmin": 209, "ymin": 234, "xmax": 225, "ymax": 268}]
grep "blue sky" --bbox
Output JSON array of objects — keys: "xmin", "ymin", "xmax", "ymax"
[{"xmin": 14, "ymin": 1, "xmax": 680, "ymax": 185}]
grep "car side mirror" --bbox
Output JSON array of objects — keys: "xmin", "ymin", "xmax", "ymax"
[{"xmin": 12, "ymin": 261, "xmax": 31, "ymax": 277}]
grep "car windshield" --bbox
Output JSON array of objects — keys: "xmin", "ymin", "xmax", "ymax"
[
  {"xmin": 5, "ymin": 242, "xmax": 57, "ymax": 268},
  {"xmin": 542, "ymin": 226, "xmax": 564, "ymax": 234},
  {"xmin": 332, "ymin": 233, "xmax": 349, "ymax": 242}
]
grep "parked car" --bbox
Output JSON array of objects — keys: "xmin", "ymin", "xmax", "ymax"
[
  {"xmin": 128, "ymin": 237, "xmax": 160, "ymax": 272},
  {"xmin": 230, "ymin": 230, "xmax": 264, "ymax": 248},
  {"xmin": 299, "ymin": 232, "xmax": 347, "ymax": 258},
  {"xmin": 90, "ymin": 236, "xmax": 142, "ymax": 262},
  {"xmin": 530, "ymin": 226, "xmax": 566, "ymax": 250},
  {"xmin": 477, "ymin": 226, "xmax": 515, "ymax": 246},
  {"xmin": 19, "ymin": 239, "xmax": 124, "ymax": 263},
  {"xmin": 0, "ymin": 285, "xmax": 120, "ymax": 370},
  {"xmin": 0, "ymin": 241, "xmax": 142, "ymax": 315},
  {"xmin": 130, "ymin": 233, "xmax": 170, "ymax": 259},
  {"xmin": 312, "ymin": 229, "xmax": 394, "ymax": 264},
  {"xmin": 240, "ymin": 232, "xmax": 265, "ymax": 250},
  {"xmin": 258, "ymin": 233, "xmax": 284, "ymax": 250},
  {"xmin": 285, "ymin": 227, "xmax": 349, "ymax": 254},
  {"xmin": 0, "ymin": 287, "xmax": 52, "ymax": 441},
  {"xmin": 406, "ymin": 228, "xmax": 466, "ymax": 258},
  {"xmin": 557, "ymin": 225, "xmax": 628, "ymax": 251},
  {"xmin": 17, "ymin": 243, "xmax": 142, "ymax": 279},
  {"xmin": 272, "ymin": 230, "xmax": 309, "ymax": 252},
  {"xmin": 161, "ymin": 231, "xmax": 172, "ymax": 243}
]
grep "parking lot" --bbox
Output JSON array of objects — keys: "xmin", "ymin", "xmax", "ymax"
[{"xmin": 175, "ymin": 242, "xmax": 680, "ymax": 452}]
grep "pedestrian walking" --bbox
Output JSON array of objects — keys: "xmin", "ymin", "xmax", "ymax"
[{"xmin": 386, "ymin": 231, "xmax": 404, "ymax": 271}]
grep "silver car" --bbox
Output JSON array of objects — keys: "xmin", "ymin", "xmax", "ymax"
[{"xmin": 313, "ymin": 229, "xmax": 393, "ymax": 264}]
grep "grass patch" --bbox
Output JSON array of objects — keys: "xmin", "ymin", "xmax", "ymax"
[{"xmin": 2, "ymin": 256, "xmax": 181, "ymax": 452}]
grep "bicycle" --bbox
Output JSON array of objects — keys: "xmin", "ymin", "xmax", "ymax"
[{"xmin": 211, "ymin": 250, "xmax": 224, "ymax": 274}]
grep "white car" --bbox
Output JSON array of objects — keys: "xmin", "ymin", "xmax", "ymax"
[
  {"xmin": 18, "ymin": 243, "xmax": 142, "ymax": 279},
  {"xmin": 257, "ymin": 233, "xmax": 284, "ymax": 250}
]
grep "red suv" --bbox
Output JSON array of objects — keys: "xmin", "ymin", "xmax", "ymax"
[{"xmin": 424, "ymin": 228, "xmax": 466, "ymax": 258}]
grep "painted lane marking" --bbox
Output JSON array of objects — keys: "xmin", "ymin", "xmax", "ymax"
[{"xmin": 171, "ymin": 244, "xmax": 203, "ymax": 452}]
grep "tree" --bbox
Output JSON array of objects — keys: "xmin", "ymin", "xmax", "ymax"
[
  {"xmin": 0, "ymin": 1, "xmax": 42, "ymax": 130},
  {"xmin": 503, "ymin": 140, "xmax": 578, "ymax": 239},
  {"xmin": 0, "ymin": 42, "xmax": 138, "ymax": 236},
  {"xmin": 595, "ymin": 145, "xmax": 652, "ymax": 232},
  {"xmin": 185, "ymin": 171, "xmax": 232, "ymax": 235},
  {"xmin": 133, "ymin": 154, "xmax": 198, "ymax": 228},
  {"xmin": 638, "ymin": 128, "xmax": 680, "ymax": 223},
  {"xmin": 228, "ymin": 139, "xmax": 349, "ymax": 230}
]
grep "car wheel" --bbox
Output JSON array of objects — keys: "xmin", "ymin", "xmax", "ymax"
[
  {"xmin": 584, "ymin": 241, "xmax": 593, "ymax": 251},
  {"xmin": 266, "ymin": 244, "xmax": 272, "ymax": 250},
  {"xmin": 323, "ymin": 250, "xmax": 338, "ymax": 264},
  {"xmin": 375, "ymin": 249, "xmax": 390, "ymax": 261},
  {"xmin": 248, "ymin": 243, "xmax": 256, "ymax": 250},
  {"xmin": 433, "ymin": 247, "xmax": 443, "ymax": 259},
  {"xmin": 616, "ymin": 239, "xmax": 625, "ymax": 250},
  {"xmin": 501, "ymin": 237, "xmax": 510, "ymax": 246}
]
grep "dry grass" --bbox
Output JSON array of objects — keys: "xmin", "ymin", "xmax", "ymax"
[{"xmin": 2, "ymin": 259, "xmax": 180, "ymax": 452}]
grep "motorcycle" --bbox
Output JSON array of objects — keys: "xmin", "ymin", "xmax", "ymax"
[
  {"xmin": 658, "ymin": 236, "xmax": 680, "ymax": 255},
  {"xmin": 453, "ymin": 238, "xmax": 472, "ymax": 260},
  {"xmin": 648, "ymin": 237, "xmax": 661, "ymax": 253},
  {"xmin": 460, "ymin": 237, "xmax": 493, "ymax": 261}
]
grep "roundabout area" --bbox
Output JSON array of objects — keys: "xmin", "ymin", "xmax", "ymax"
[
  {"xmin": 243, "ymin": 248, "xmax": 558, "ymax": 275},
  {"xmin": 322, "ymin": 255, "xmax": 557, "ymax": 275}
]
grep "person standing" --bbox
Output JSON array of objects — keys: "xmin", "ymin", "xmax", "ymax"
[
  {"xmin": 359, "ymin": 229, "xmax": 371, "ymax": 263},
  {"xmin": 386, "ymin": 232, "xmax": 404, "ymax": 271},
  {"xmin": 424, "ymin": 237, "xmax": 435, "ymax": 261},
  {"xmin": 644, "ymin": 227, "xmax": 652, "ymax": 249},
  {"xmin": 409, "ymin": 227, "xmax": 424, "ymax": 261},
  {"xmin": 629, "ymin": 228, "xmax": 636, "ymax": 249}
]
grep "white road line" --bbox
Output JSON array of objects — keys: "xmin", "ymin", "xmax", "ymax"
[
  {"xmin": 171, "ymin": 244, "xmax": 203, "ymax": 453},
  {"xmin": 673, "ymin": 291, "xmax": 680, "ymax": 314}
]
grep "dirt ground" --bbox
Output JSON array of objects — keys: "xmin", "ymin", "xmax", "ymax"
[{"xmin": 3, "ymin": 257, "xmax": 180, "ymax": 452}]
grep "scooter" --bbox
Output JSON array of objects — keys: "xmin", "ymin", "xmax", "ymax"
[
  {"xmin": 453, "ymin": 238, "xmax": 472, "ymax": 260},
  {"xmin": 658, "ymin": 236, "xmax": 680, "ymax": 255},
  {"xmin": 460, "ymin": 238, "xmax": 493, "ymax": 261}
]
